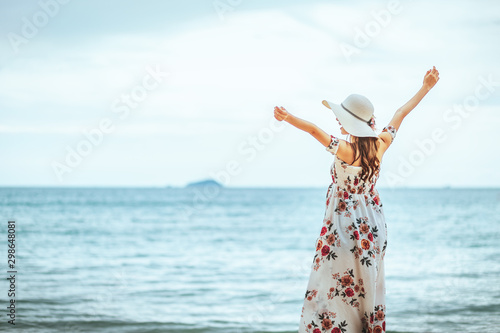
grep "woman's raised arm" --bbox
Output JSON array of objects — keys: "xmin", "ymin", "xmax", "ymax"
[
  {"xmin": 274, "ymin": 106, "xmax": 337, "ymax": 148},
  {"xmin": 386, "ymin": 66, "xmax": 440, "ymax": 132}
]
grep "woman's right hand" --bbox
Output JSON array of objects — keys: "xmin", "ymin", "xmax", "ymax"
[
  {"xmin": 274, "ymin": 106, "xmax": 290, "ymax": 121},
  {"xmin": 423, "ymin": 66, "xmax": 440, "ymax": 90}
]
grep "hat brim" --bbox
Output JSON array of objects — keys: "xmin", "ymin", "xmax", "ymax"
[{"xmin": 322, "ymin": 100, "xmax": 378, "ymax": 138}]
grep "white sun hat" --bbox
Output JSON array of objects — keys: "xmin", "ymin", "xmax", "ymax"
[{"xmin": 322, "ymin": 94, "xmax": 378, "ymax": 138}]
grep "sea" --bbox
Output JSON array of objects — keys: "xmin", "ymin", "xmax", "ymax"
[{"xmin": 0, "ymin": 187, "xmax": 499, "ymax": 333}]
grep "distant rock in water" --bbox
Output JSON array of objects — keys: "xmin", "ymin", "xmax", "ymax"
[{"xmin": 185, "ymin": 179, "xmax": 223, "ymax": 188}]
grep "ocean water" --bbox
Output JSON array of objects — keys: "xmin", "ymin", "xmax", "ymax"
[{"xmin": 0, "ymin": 187, "xmax": 499, "ymax": 333}]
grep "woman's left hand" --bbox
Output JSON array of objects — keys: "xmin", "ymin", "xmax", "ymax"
[
  {"xmin": 423, "ymin": 66, "xmax": 440, "ymax": 90},
  {"xmin": 274, "ymin": 106, "xmax": 289, "ymax": 121}
]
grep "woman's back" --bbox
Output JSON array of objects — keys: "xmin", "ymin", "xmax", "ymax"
[
  {"xmin": 325, "ymin": 126, "xmax": 397, "ymax": 197},
  {"xmin": 334, "ymin": 126, "xmax": 397, "ymax": 168}
]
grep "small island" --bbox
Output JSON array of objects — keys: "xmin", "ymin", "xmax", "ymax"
[{"xmin": 185, "ymin": 179, "xmax": 223, "ymax": 188}]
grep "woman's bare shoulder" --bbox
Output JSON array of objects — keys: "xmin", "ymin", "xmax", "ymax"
[
  {"xmin": 378, "ymin": 132, "xmax": 393, "ymax": 147},
  {"xmin": 376, "ymin": 136, "xmax": 391, "ymax": 161}
]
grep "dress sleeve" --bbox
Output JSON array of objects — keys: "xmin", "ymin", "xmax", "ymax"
[
  {"xmin": 325, "ymin": 134, "xmax": 340, "ymax": 155},
  {"xmin": 382, "ymin": 125, "xmax": 397, "ymax": 143}
]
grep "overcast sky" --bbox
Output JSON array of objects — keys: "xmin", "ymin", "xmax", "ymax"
[{"xmin": 0, "ymin": 0, "xmax": 499, "ymax": 188}]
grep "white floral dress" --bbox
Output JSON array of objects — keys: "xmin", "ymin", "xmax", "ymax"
[{"xmin": 298, "ymin": 126, "xmax": 397, "ymax": 333}]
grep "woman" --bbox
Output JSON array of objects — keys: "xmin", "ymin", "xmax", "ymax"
[{"xmin": 274, "ymin": 66, "xmax": 440, "ymax": 333}]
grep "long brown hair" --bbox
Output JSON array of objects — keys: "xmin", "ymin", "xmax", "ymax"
[{"xmin": 349, "ymin": 136, "xmax": 380, "ymax": 183}]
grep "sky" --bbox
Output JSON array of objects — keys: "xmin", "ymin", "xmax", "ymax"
[{"xmin": 0, "ymin": 0, "xmax": 499, "ymax": 188}]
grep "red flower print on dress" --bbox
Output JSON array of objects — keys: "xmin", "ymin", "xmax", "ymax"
[
  {"xmin": 376, "ymin": 309, "xmax": 385, "ymax": 321},
  {"xmin": 322, "ymin": 318, "xmax": 333, "ymax": 330},
  {"xmin": 340, "ymin": 174, "xmax": 367, "ymax": 195},
  {"xmin": 349, "ymin": 185, "xmax": 356, "ymax": 194},
  {"xmin": 312, "ymin": 229, "xmax": 339, "ymax": 270},
  {"xmin": 346, "ymin": 217, "xmax": 381, "ymax": 267},
  {"xmin": 362, "ymin": 304, "xmax": 386, "ymax": 333},
  {"xmin": 305, "ymin": 311, "xmax": 346, "ymax": 333},
  {"xmin": 324, "ymin": 224, "xmax": 341, "ymax": 246},
  {"xmin": 341, "ymin": 275, "xmax": 353, "ymax": 287},
  {"xmin": 326, "ymin": 233, "xmax": 337, "ymax": 246},
  {"xmin": 304, "ymin": 289, "xmax": 318, "ymax": 301},
  {"xmin": 320, "ymin": 226, "xmax": 327, "ymax": 236},
  {"xmin": 316, "ymin": 239, "xmax": 323, "ymax": 251},
  {"xmin": 366, "ymin": 191, "xmax": 383, "ymax": 213},
  {"xmin": 333, "ymin": 185, "xmax": 362, "ymax": 217},
  {"xmin": 328, "ymin": 268, "xmax": 366, "ymax": 309}
]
